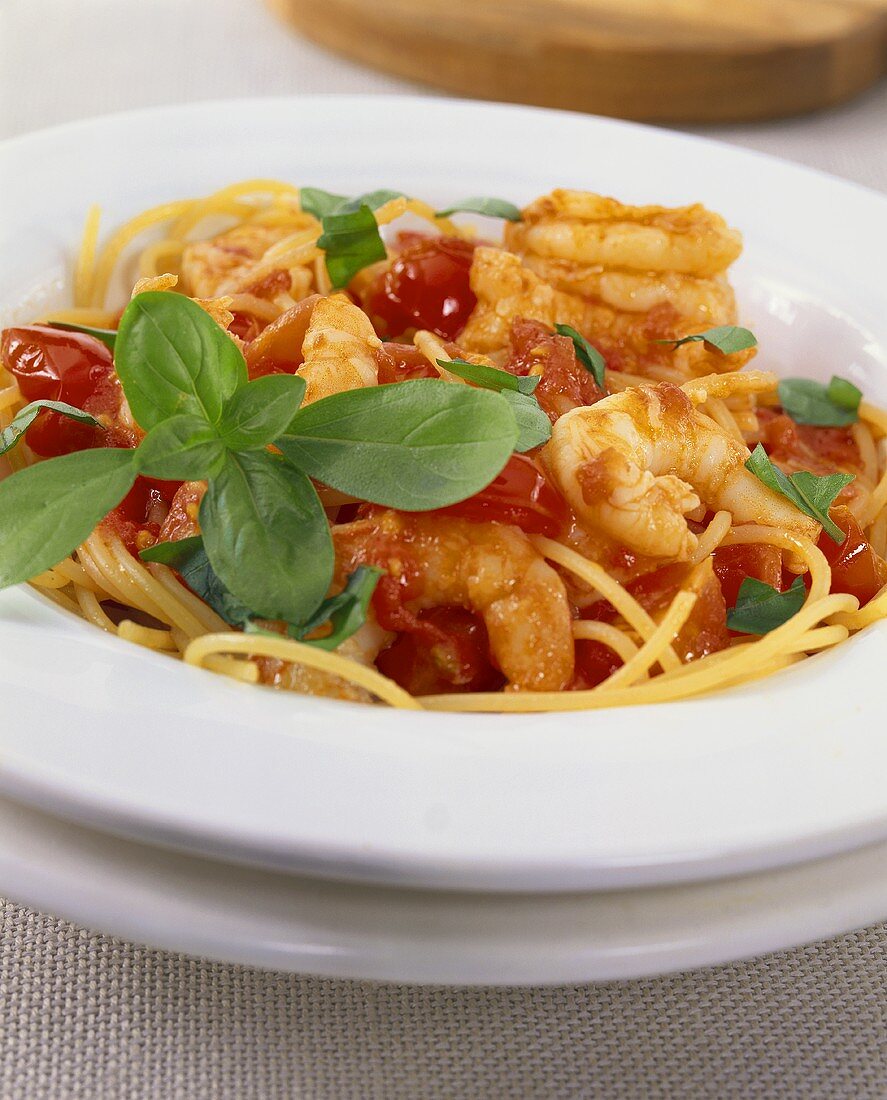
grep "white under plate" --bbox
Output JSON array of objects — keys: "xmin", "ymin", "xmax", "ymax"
[
  {"xmin": 1, "ymin": 96, "xmax": 887, "ymax": 892},
  {"xmin": 1, "ymin": 793, "xmax": 886, "ymax": 984}
]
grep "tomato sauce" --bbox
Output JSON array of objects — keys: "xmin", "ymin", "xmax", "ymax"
[
  {"xmin": 363, "ymin": 235, "xmax": 477, "ymax": 340},
  {"xmin": 505, "ymin": 318, "xmax": 606, "ymax": 421},
  {"xmin": 756, "ymin": 407, "xmax": 862, "ymax": 478}
]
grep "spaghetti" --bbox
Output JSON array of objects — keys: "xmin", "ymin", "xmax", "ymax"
[{"xmin": 2, "ymin": 180, "xmax": 886, "ymax": 712}]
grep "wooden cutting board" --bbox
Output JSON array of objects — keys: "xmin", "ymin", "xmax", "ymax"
[{"xmin": 268, "ymin": 0, "xmax": 887, "ymax": 122}]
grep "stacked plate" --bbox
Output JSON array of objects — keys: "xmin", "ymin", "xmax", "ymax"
[{"xmin": 1, "ymin": 97, "xmax": 886, "ymax": 984}]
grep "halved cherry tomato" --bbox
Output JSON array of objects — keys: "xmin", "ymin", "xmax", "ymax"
[
  {"xmin": 432, "ymin": 454, "xmax": 571, "ymax": 536},
  {"xmin": 0, "ymin": 324, "xmax": 129, "ymax": 456},
  {"xmin": 102, "ymin": 476, "xmax": 183, "ymax": 554},
  {"xmin": 364, "ymin": 236, "xmax": 477, "ymax": 340},
  {"xmin": 820, "ymin": 504, "xmax": 887, "ymax": 605},
  {"xmin": 712, "ymin": 543, "xmax": 783, "ymax": 609},
  {"xmin": 376, "ymin": 606, "xmax": 504, "ymax": 695}
]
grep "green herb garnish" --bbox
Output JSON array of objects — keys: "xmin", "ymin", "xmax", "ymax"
[
  {"xmin": 745, "ymin": 444, "xmax": 853, "ymax": 544},
  {"xmin": 778, "ymin": 375, "xmax": 862, "ymax": 427},
  {"xmin": 438, "ymin": 358, "xmax": 549, "ymax": 452},
  {"xmin": 554, "ymin": 324, "xmax": 606, "ymax": 388},
  {"xmin": 659, "ymin": 325, "xmax": 757, "ymax": 355},
  {"xmin": 726, "ymin": 575, "xmax": 806, "ymax": 635},
  {"xmin": 435, "ymin": 197, "xmax": 522, "ymax": 221},
  {"xmin": 0, "ymin": 400, "xmax": 102, "ymax": 457},
  {"xmin": 316, "ymin": 204, "xmax": 388, "ymax": 290},
  {"xmin": 0, "ymin": 293, "xmax": 522, "ymax": 645},
  {"xmin": 47, "ymin": 321, "xmax": 118, "ymax": 350}
]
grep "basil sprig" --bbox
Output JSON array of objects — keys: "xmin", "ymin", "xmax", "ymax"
[
  {"xmin": 438, "ymin": 358, "xmax": 550, "ymax": 452},
  {"xmin": 659, "ymin": 326, "xmax": 757, "ymax": 355},
  {"xmin": 140, "ymin": 535, "xmax": 252, "ymax": 627},
  {"xmin": 745, "ymin": 444, "xmax": 853, "ymax": 544},
  {"xmin": 305, "ymin": 188, "xmax": 408, "ymax": 289},
  {"xmin": 265, "ymin": 564, "xmax": 383, "ymax": 650},
  {"xmin": 47, "ymin": 321, "xmax": 118, "ymax": 350},
  {"xmin": 0, "ymin": 399, "xmax": 102, "ymax": 457},
  {"xmin": 778, "ymin": 375, "xmax": 862, "ymax": 427},
  {"xmin": 554, "ymin": 324, "xmax": 606, "ymax": 388},
  {"xmin": 435, "ymin": 197, "xmax": 522, "ymax": 221},
  {"xmin": 727, "ymin": 575, "xmax": 806, "ymax": 635},
  {"xmin": 0, "ymin": 292, "xmax": 521, "ymax": 647}
]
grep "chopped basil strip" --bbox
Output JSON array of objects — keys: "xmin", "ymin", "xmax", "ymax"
[
  {"xmin": 778, "ymin": 375, "xmax": 862, "ymax": 427},
  {"xmin": 501, "ymin": 389, "xmax": 551, "ymax": 452},
  {"xmin": 0, "ymin": 400, "xmax": 101, "ymax": 457},
  {"xmin": 140, "ymin": 536, "xmax": 252, "ymax": 627},
  {"xmin": 435, "ymin": 197, "xmax": 522, "ymax": 221},
  {"xmin": 47, "ymin": 321, "xmax": 117, "ymax": 350},
  {"xmin": 316, "ymin": 204, "xmax": 387, "ymax": 289},
  {"xmin": 554, "ymin": 324, "xmax": 606, "ymax": 388},
  {"xmin": 745, "ymin": 443, "xmax": 853, "ymax": 544},
  {"xmin": 727, "ymin": 575, "xmax": 806, "ymax": 635},
  {"xmin": 660, "ymin": 325, "xmax": 757, "ymax": 355},
  {"xmin": 284, "ymin": 565, "xmax": 383, "ymax": 650},
  {"xmin": 439, "ymin": 358, "xmax": 540, "ymax": 395},
  {"xmin": 300, "ymin": 187, "xmax": 350, "ymax": 219}
]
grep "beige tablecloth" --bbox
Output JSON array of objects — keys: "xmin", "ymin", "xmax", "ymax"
[{"xmin": 2, "ymin": 2, "xmax": 887, "ymax": 1096}]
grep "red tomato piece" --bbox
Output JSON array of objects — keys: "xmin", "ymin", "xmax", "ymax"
[
  {"xmin": 374, "ymin": 342, "xmax": 438, "ymax": 383},
  {"xmin": 431, "ymin": 454, "xmax": 571, "ymax": 536},
  {"xmin": 712, "ymin": 543, "xmax": 783, "ymax": 609},
  {"xmin": 571, "ymin": 639, "xmax": 624, "ymax": 690},
  {"xmin": 820, "ymin": 504, "xmax": 887, "ymax": 605},
  {"xmin": 376, "ymin": 606, "xmax": 504, "ymax": 695},
  {"xmin": 505, "ymin": 318, "xmax": 606, "ymax": 422},
  {"xmin": 0, "ymin": 324, "xmax": 132, "ymax": 456},
  {"xmin": 364, "ymin": 236, "xmax": 477, "ymax": 340},
  {"xmin": 103, "ymin": 476, "xmax": 183, "ymax": 555}
]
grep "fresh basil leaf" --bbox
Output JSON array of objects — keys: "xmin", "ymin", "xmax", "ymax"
[
  {"xmin": 316, "ymin": 204, "xmax": 388, "ymax": 289},
  {"xmin": 217, "ymin": 374, "xmax": 306, "ymax": 451},
  {"xmin": 501, "ymin": 390, "xmax": 551, "ymax": 453},
  {"xmin": 199, "ymin": 451, "xmax": 333, "ymax": 623},
  {"xmin": 140, "ymin": 535, "xmax": 252, "ymax": 627},
  {"xmin": 338, "ymin": 189, "xmax": 407, "ymax": 215},
  {"xmin": 777, "ymin": 375, "xmax": 861, "ymax": 427},
  {"xmin": 434, "ymin": 196, "xmax": 522, "ymax": 221},
  {"xmin": 660, "ymin": 325, "xmax": 757, "ymax": 355},
  {"xmin": 727, "ymin": 575, "xmax": 806, "ymax": 635},
  {"xmin": 115, "ymin": 292, "xmax": 248, "ymax": 430},
  {"xmin": 0, "ymin": 400, "xmax": 101, "ymax": 456},
  {"xmin": 277, "ymin": 379, "xmax": 517, "ymax": 510},
  {"xmin": 136, "ymin": 414, "xmax": 226, "ymax": 480},
  {"xmin": 554, "ymin": 324, "xmax": 606, "ymax": 388},
  {"xmin": 0, "ymin": 448, "xmax": 137, "ymax": 588},
  {"xmin": 440, "ymin": 358, "xmax": 540, "ymax": 395},
  {"xmin": 300, "ymin": 187, "xmax": 350, "ymax": 219},
  {"xmin": 47, "ymin": 321, "xmax": 117, "ymax": 350},
  {"xmin": 745, "ymin": 443, "xmax": 853, "ymax": 544},
  {"xmin": 289, "ymin": 565, "xmax": 383, "ymax": 650}
]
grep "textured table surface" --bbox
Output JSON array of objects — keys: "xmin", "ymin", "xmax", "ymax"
[{"xmin": 2, "ymin": 1, "xmax": 887, "ymax": 1096}]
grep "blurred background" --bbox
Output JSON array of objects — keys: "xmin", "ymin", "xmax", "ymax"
[{"xmin": 1, "ymin": 0, "xmax": 885, "ymax": 188}]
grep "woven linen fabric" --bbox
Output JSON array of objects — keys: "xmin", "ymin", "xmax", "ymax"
[{"xmin": 1, "ymin": 902, "xmax": 885, "ymax": 1100}]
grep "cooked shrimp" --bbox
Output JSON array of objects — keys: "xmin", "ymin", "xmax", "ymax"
[
  {"xmin": 506, "ymin": 191, "xmax": 742, "ymax": 277},
  {"xmin": 180, "ymin": 224, "xmax": 297, "ymax": 298},
  {"xmin": 545, "ymin": 382, "xmax": 820, "ymax": 561},
  {"xmin": 296, "ymin": 294, "xmax": 381, "ymax": 404},
  {"xmin": 459, "ymin": 247, "xmax": 748, "ymax": 380},
  {"xmin": 333, "ymin": 512, "xmax": 575, "ymax": 691}
]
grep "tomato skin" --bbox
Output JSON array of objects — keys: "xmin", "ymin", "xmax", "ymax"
[
  {"xmin": 364, "ymin": 236, "xmax": 477, "ymax": 341},
  {"xmin": 506, "ymin": 318, "xmax": 606, "ymax": 421},
  {"xmin": 374, "ymin": 342, "xmax": 438, "ymax": 383},
  {"xmin": 431, "ymin": 454, "xmax": 571, "ymax": 536},
  {"xmin": 712, "ymin": 543, "xmax": 783, "ymax": 609},
  {"xmin": 820, "ymin": 505, "xmax": 887, "ymax": 605},
  {"xmin": 1, "ymin": 325, "xmax": 129, "ymax": 456},
  {"xmin": 376, "ymin": 606, "xmax": 504, "ymax": 695}
]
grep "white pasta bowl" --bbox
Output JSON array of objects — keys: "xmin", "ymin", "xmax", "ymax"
[{"xmin": 1, "ymin": 96, "xmax": 886, "ymax": 892}]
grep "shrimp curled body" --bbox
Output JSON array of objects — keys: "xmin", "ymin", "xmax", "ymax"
[
  {"xmin": 333, "ymin": 512, "xmax": 575, "ymax": 691},
  {"xmin": 297, "ymin": 294, "xmax": 381, "ymax": 404},
  {"xmin": 545, "ymin": 382, "xmax": 819, "ymax": 561}
]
